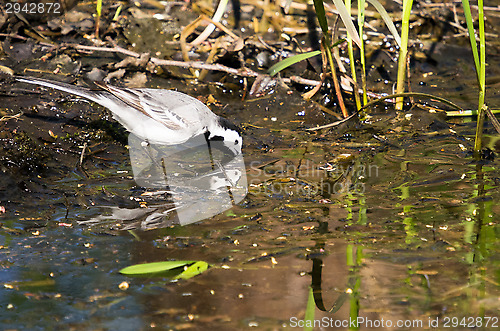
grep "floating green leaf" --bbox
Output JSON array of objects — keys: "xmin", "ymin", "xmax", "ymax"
[
  {"xmin": 268, "ymin": 50, "xmax": 321, "ymax": 76},
  {"xmin": 175, "ymin": 261, "xmax": 209, "ymax": 280},
  {"xmin": 119, "ymin": 261, "xmax": 196, "ymax": 275}
]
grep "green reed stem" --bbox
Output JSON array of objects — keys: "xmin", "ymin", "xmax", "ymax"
[
  {"xmin": 462, "ymin": 0, "xmax": 486, "ymax": 153},
  {"xmin": 313, "ymin": 0, "xmax": 348, "ymax": 117},
  {"xmin": 461, "ymin": 0, "xmax": 480, "ymax": 82},
  {"xmin": 95, "ymin": 0, "xmax": 102, "ymax": 37},
  {"xmin": 345, "ymin": 0, "xmax": 361, "ymax": 110},
  {"xmin": 323, "ymin": 36, "xmax": 349, "ymax": 118},
  {"xmin": 358, "ymin": 0, "xmax": 367, "ymax": 106},
  {"xmin": 313, "ymin": 0, "xmax": 329, "ymax": 36},
  {"xmin": 474, "ymin": 0, "xmax": 486, "ymax": 153},
  {"xmin": 395, "ymin": 0, "xmax": 413, "ymax": 110}
]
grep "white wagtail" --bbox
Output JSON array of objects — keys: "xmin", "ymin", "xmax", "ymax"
[{"xmin": 16, "ymin": 76, "xmax": 242, "ymax": 156}]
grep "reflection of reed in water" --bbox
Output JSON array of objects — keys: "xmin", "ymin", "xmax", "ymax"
[{"xmin": 79, "ymin": 134, "xmax": 247, "ymax": 230}]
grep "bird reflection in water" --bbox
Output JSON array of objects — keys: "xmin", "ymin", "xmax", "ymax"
[{"xmin": 80, "ymin": 133, "xmax": 247, "ymax": 230}]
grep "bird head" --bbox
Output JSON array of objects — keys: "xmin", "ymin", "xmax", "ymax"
[{"xmin": 207, "ymin": 117, "xmax": 243, "ymax": 156}]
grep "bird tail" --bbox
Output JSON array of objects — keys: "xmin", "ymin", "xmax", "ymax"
[{"xmin": 16, "ymin": 76, "xmax": 104, "ymax": 104}]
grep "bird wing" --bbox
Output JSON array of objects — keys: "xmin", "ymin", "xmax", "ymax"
[
  {"xmin": 94, "ymin": 82, "xmax": 188, "ymax": 130},
  {"xmin": 17, "ymin": 77, "xmax": 214, "ymax": 134},
  {"xmin": 135, "ymin": 89, "xmax": 216, "ymax": 129}
]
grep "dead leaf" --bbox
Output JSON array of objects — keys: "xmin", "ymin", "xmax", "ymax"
[
  {"xmin": 104, "ymin": 69, "xmax": 126, "ymax": 82},
  {"xmin": 125, "ymin": 72, "xmax": 148, "ymax": 88}
]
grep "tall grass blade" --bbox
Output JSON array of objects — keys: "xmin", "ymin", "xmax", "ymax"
[
  {"xmin": 313, "ymin": 0, "xmax": 329, "ymax": 35},
  {"xmin": 474, "ymin": 0, "xmax": 486, "ymax": 153},
  {"xmin": 96, "ymin": 0, "xmax": 102, "ymax": 17},
  {"xmin": 345, "ymin": 0, "xmax": 360, "ymax": 110},
  {"xmin": 268, "ymin": 50, "xmax": 321, "ymax": 76},
  {"xmin": 366, "ymin": 0, "xmax": 401, "ymax": 47},
  {"xmin": 95, "ymin": 0, "xmax": 102, "ymax": 37},
  {"xmin": 330, "ymin": 0, "xmax": 362, "ymax": 48},
  {"xmin": 395, "ymin": 0, "xmax": 413, "ymax": 110},
  {"xmin": 358, "ymin": 0, "xmax": 368, "ymax": 105},
  {"xmin": 461, "ymin": 0, "xmax": 487, "ymax": 153},
  {"xmin": 311, "ymin": 0, "xmax": 350, "ymax": 117},
  {"xmin": 191, "ymin": 0, "xmax": 229, "ymax": 45},
  {"xmin": 358, "ymin": 0, "xmax": 366, "ymax": 100},
  {"xmin": 461, "ymin": 0, "xmax": 480, "ymax": 80},
  {"xmin": 324, "ymin": 36, "xmax": 349, "ymax": 118}
]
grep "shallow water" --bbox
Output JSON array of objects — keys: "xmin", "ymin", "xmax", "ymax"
[
  {"xmin": 1, "ymin": 1, "xmax": 500, "ymax": 330},
  {"xmin": 1, "ymin": 88, "xmax": 498, "ymax": 330}
]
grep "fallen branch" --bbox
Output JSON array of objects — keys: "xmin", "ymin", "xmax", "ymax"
[
  {"xmin": 55, "ymin": 42, "xmax": 391, "ymax": 98},
  {"xmin": 63, "ymin": 42, "xmax": 259, "ymax": 78},
  {"xmin": 0, "ymin": 111, "xmax": 23, "ymax": 122}
]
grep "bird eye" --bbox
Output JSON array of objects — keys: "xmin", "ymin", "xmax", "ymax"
[{"xmin": 235, "ymin": 140, "xmax": 239, "ymax": 145}]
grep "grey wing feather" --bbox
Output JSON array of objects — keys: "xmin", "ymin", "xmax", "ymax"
[
  {"xmin": 93, "ymin": 83, "xmax": 184, "ymax": 130},
  {"xmin": 16, "ymin": 76, "xmax": 215, "ymax": 132},
  {"xmin": 16, "ymin": 77, "xmax": 179, "ymax": 130},
  {"xmin": 93, "ymin": 83, "xmax": 212, "ymax": 130},
  {"xmin": 136, "ymin": 89, "xmax": 216, "ymax": 128}
]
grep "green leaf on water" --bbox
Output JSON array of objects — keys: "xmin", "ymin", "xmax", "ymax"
[
  {"xmin": 119, "ymin": 261, "xmax": 196, "ymax": 275},
  {"xmin": 268, "ymin": 50, "xmax": 321, "ymax": 76},
  {"xmin": 175, "ymin": 261, "xmax": 209, "ymax": 280}
]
